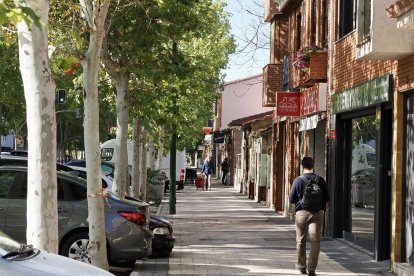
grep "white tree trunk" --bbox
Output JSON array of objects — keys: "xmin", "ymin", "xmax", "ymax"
[
  {"xmin": 141, "ymin": 129, "xmax": 148, "ymax": 201},
  {"xmin": 80, "ymin": 0, "xmax": 110, "ymax": 270},
  {"xmin": 131, "ymin": 118, "xmax": 141, "ymax": 198},
  {"xmin": 156, "ymin": 125, "xmax": 164, "ymax": 170},
  {"xmin": 112, "ymin": 74, "xmax": 129, "ymax": 198},
  {"xmin": 148, "ymin": 141, "xmax": 155, "ymax": 170},
  {"xmin": 16, "ymin": 0, "xmax": 58, "ymax": 253}
]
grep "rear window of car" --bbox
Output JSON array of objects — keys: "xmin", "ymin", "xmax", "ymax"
[{"xmin": 58, "ymin": 178, "xmax": 86, "ymax": 201}]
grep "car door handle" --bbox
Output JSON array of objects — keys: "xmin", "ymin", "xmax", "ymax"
[{"xmin": 58, "ymin": 208, "xmax": 67, "ymax": 213}]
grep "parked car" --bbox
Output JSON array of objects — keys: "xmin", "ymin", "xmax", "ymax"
[
  {"xmin": 351, "ymin": 168, "xmax": 376, "ymax": 208},
  {"xmin": 0, "ymin": 155, "xmax": 74, "ymax": 172},
  {"xmin": 0, "ymin": 230, "xmax": 113, "ymax": 275},
  {"xmin": 0, "ymin": 166, "xmax": 153, "ymax": 267},
  {"xmin": 68, "ymin": 165, "xmax": 175, "ymax": 258},
  {"xmin": 66, "ymin": 159, "xmax": 129, "ymax": 176}
]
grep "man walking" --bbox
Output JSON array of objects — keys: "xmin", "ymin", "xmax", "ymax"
[
  {"xmin": 289, "ymin": 156, "xmax": 329, "ymax": 276},
  {"xmin": 220, "ymin": 158, "xmax": 229, "ymax": 185}
]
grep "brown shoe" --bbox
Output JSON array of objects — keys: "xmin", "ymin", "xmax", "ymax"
[
  {"xmin": 308, "ymin": 271, "xmax": 316, "ymax": 276},
  {"xmin": 295, "ymin": 265, "xmax": 306, "ymax": 274}
]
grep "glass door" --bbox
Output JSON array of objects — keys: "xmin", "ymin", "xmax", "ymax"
[{"xmin": 346, "ymin": 115, "xmax": 377, "ymax": 252}]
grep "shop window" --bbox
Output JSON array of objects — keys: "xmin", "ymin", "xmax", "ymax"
[{"xmin": 338, "ymin": 0, "xmax": 356, "ymax": 39}]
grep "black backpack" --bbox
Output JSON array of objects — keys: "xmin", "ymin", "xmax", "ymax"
[{"xmin": 299, "ymin": 175, "xmax": 323, "ymax": 212}]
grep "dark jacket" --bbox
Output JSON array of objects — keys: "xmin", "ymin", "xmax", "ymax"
[
  {"xmin": 289, "ymin": 173, "xmax": 329, "ymax": 212},
  {"xmin": 220, "ymin": 160, "xmax": 229, "ymax": 172},
  {"xmin": 201, "ymin": 160, "xmax": 215, "ymax": 175}
]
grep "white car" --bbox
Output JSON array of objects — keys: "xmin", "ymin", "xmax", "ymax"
[{"xmin": 0, "ymin": 231, "xmax": 113, "ymax": 275}]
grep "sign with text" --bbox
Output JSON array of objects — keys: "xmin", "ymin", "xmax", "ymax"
[{"xmin": 276, "ymin": 92, "xmax": 301, "ymax": 116}]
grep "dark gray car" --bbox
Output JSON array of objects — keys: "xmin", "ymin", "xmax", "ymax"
[{"xmin": 0, "ymin": 166, "xmax": 153, "ymax": 267}]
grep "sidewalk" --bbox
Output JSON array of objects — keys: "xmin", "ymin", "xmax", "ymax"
[{"xmin": 132, "ymin": 179, "xmax": 395, "ymax": 276}]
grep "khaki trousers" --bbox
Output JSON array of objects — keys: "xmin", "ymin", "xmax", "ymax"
[{"xmin": 295, "ymin": 209, "xmax": 324, "ymax": 272}]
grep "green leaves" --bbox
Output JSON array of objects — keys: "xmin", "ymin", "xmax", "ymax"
[{"xmin": 0, "ymin": 4, "xmax": 41, "ymax": 29}]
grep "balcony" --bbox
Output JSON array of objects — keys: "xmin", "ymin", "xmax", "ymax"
[
  {"xmin": 264, "ymin": 0, "xmax": 280, "ymax": 22},
  {"xmin": 292, "ymin": 51, "xmax": 327, "ymax": 88},
  {"xmin": 262, "ymin": 64, "xmax": 283, "ymax": 107},
  {"xmin": 356, "ymin": 0, "xmax": 414, "ymax": 60}
]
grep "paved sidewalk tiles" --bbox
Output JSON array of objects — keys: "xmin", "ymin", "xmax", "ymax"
[{"xmin": 132, "ymin": 179, "xmax": 395, "ymax": 276}]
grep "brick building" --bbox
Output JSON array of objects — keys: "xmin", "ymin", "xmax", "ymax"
[{"xmin": 263, "ymin": 0, "xmax": 414, "ymax": 274}]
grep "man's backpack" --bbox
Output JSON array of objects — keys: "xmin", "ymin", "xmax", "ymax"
[{"xmin": 299, "ymin": 175, "xmax": 323, "ymax": 212}]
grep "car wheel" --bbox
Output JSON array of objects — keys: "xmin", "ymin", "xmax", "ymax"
[{"xmin": 61, "ymin": 232, "xmax": 91, "ymax": 264}]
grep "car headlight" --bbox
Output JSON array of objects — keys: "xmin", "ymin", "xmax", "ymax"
[{"xmin": 153, "ymin": 227, "xmax": 170, "ymax": 235}]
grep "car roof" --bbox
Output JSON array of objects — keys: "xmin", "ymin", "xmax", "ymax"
[{"xmin": 0, "ymin": 156, "xmax": 74, "ymax": 172}]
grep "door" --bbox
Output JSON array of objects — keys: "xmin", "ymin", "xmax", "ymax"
[
  {"xmin": 344, "ymin": 114, "xmax": 377, "ymax": 253},
  {"xmin": 5, "ymin": 172, "xmax": 74, "ymax": 243},
  {"xmin": 0, "ymin": 170, "xmax": 16, "ymax": 231}
]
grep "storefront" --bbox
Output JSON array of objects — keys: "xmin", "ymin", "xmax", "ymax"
[{"xmin": 330, "ymin": 74, "xmax": 393, "ymax": 261}]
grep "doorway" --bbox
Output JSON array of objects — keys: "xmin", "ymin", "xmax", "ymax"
[{"xmin": 336, "ymin": 107, "xmax": 391, "ymax": 260}]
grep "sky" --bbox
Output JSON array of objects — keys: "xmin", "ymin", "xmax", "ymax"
[{"xmin": 223, "ymin": 0, "xmax": 270, "ymax": 83}]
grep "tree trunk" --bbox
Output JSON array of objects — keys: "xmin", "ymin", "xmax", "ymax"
[
  {"xmin": 16, "ymin": 0, "xmax": 58, "ymax": 253},
  {"xmin": 131, "ymin": 118, "xmax": 141, "ymax": 198},
  {"xmin": 156, "ymin": 125, "xmax": 165, "ymax": 170},
  {"xmin": 80, "ymin": 0, "xmax": 110, "ymax": 270},
  {"xmin": 141, "ymin": 129, "xmax": 148, "ymax": 201},
  {"xmin": 112, "ymin": 74, "xmax": 129, "ymax": 198}
]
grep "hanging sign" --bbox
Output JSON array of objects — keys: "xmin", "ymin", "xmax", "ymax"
[{"xmin": 276, "ymin": 92, "xmax": 301, "ymax": 116}]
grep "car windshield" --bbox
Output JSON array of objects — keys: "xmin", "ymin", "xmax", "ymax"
[{"xmin": 0, "ymin": 232, "xmax": 21, "ymax": 256}]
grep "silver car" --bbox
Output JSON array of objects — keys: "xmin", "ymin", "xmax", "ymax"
[
  {"xmin": 0, "ymin": 231, "xmax": 113, "ymax": 275},
  {"xmin": 0, "ymin": 166, "xmax": 153, "ymax": 267}
]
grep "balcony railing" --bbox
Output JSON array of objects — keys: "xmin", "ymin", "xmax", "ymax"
[{"xmin": 262, "ymin": 64, "xmax": 283, "ymax": 107}]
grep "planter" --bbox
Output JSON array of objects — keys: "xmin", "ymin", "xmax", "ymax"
[{"xmin": 302, "ymin": 51, "xmax": 328, "ymax": 84}]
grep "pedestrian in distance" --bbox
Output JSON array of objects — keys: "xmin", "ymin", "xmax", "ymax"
[
  {"xmin": 220, "ymin": 157, "xmax": 229, "ymax": 185},
  {"xmin": 201, "ymin": 156, "xmax": 215, "ymax": 191},
  {"xmin": 289, "ymin": 156, "xmax": 330, "ymax": 276}
]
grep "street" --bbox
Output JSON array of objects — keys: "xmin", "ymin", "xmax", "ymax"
[{"xmin": 127, "ymin": 179, "xmax": 393, "ymax": 276}]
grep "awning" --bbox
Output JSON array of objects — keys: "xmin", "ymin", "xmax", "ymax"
[{"xmin": 299, "ymin": 114, "xmax": 321, "ymax": 132}]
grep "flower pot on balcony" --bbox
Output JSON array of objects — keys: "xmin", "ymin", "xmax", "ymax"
[{"xmin": 302, "ymin": 51, "xmax": 327, "ymax": 84}]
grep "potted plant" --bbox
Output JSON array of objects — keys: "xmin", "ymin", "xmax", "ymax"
[
  {"xmin": 293, "ymin": 45, "xmax": 323, "ymax": 75},
  {"xmin": 293, "ymin": 45, "xmax": 328, "ymax": 86}
]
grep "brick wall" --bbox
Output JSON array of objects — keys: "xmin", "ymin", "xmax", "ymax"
[
  {"xmin": 332, "ymin": 32, "xmax": 396, "ymax": 93},
  {"xmin": 397, "ymin": 54, "xmax": 414, "ymax": 92}
]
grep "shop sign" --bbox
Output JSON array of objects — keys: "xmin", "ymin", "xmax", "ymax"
[
  {"xmin": 300, "ymin": 83, "xmax": 327, "ymax": 116},
  {"xmin": 276, "ymin": 92, "xmax": 301, "ymax": 116},
  {"xmin": 331, "ymin": 74, "xmax": 392, "ymax": 114}
]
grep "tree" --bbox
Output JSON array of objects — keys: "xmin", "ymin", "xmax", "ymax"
[
  {"xmin": 14, "ymin": 0, "xmax": 58, "ymax": 253},
  {"xmin": 50, "ymin": 0, "xmax": 112, "ymax": 268},
  {"xmin": 78, "ymin": 0, "xmax": 111, "ymax": 269}
]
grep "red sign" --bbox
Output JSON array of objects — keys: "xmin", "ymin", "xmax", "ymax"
[
  {"xmin": 276, "ymin": 92, "xmax": 301, "ymax": 116},
  {"xmin": 300, "ymin": 83, "xmax": 327, "ymax": 116}
]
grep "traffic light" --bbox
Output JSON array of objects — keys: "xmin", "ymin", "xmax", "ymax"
[{"xmin": 57, "ymin": 89, "xmax": 66, "ymax": 104}]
